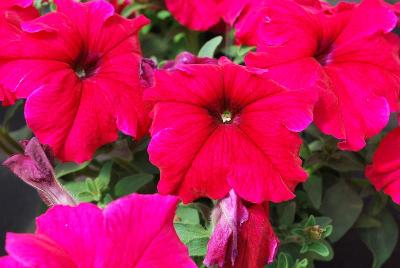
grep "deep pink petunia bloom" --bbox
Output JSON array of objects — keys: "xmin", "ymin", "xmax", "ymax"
[
  {"xmin": 165, "ymin": 0, "xmax": 250, "ymax": 31},
  {"xmin": 234, "ymin": 0, "xmax": 330, "ymax": 45},
  {"xmin": 0, "ymin": 0, "xmax": 38, "ymax": 22},
  {"xmin": 0, "ymin": 0, "xmax": 38, "ymax": 106},
  {"xmin": 204, "ymin": 190, "xmax": 278, "ymax": 268},
  {"xmin": 146, "ymin": 59, "xmax": 315, "ymax": 204},
  {"xmin": 366, "ymin": 127, "xmax": 400, "ymax": 204},
  {"xmin": 246, "ymin": 0, "xmax": 400, "ymax": 151},
  {"xmin": 0, "ymin": 193, "xmax": 197, "ymax": 268},
  {"xmin": 0, "ymin": 0, "xmax": 150, "ymax": 163}
]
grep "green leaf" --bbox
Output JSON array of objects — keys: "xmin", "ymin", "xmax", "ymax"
[
  {"xmin": 56, "ymin": 161, "xmax": 90, "ymax": 178},
  {"xmin": 198, "ymin": 36, "xmax": 223, "ymax": 58},
  {"xmin": 175, "ymin": 223, "xmax": 210, "ymax": 256},
  {"xmin": 295, "ymin": 258, "xmax": 308, "ymax": 268},
  {"xmin": 186, "ymin": 238, "xmax": 209, "ymax": 257},
  {"xmin": 86, "ymin": 178, "xmax": 98, "ymax": 193},
  {"xmin": 359, "ymin": 210, "xmax": 399, "ymax": 268},
  {"xmin": 276, "ymin": 252, "xmax": 289, "ymax": 268},
  {"xmin": 85, "ymin": 178, "xmax": 100, "ymax": 201},
  {"xmin": 77, "ymin": 191, "xmax": 97, "ymax": 202},
  {"xmin": 324, "ymin": 151, "xmax": 364, "ymax": 172},
  {"xmin": 114, "ymin": 174, "xmax": 153, "ymax": 197},
  {"xmin": 277, "ymin": 202, "xmax": 296, "ymax": 226},
  {"xmin": 307, "ymin": 240, "xmax": 334, "ymax": 262},
  {"xmin": 308, "ymin": 241, "xmax": 330, "ymax": 257},
  {"xmin": 98, "ymin": 194, "xmax": 113, "ymax": 208},
  {"xmin": 354, "ymin": 214, "xmax": 382, "ymax": 229},
  {"xmin": 174, "ymin": 223, "xmax": 210, "ymax": 244},
  {"xmin": 303, "ymin": 175, "xmax": 322, "ymax": 209},
  {"xmin": 95, "ymin": 161, "xmax": 113, "ymax": 191},
  {"xmin": 157, "ymin": 10, "xmax": 171, "ymax": 20},
  {"xmin": 304, "ymin": 215, "xmax": 316, "ymax": 227},
  {"xmin": 64, "ymin": 181, "xmax": 88, "ymax": 199},
  {"xmin": 10, "ymin": 126, "xmax": 32, "ymax": 141},
  {"xmin": 314, "ymin": 217, "xmax": 332, "ymax": 227},
  {"xmin": 3, "ymin": 100, "xmax": 23, "ymax": 128},
  {"xmin": 319, "ymin": 180, "xmax": 363, "ymax": 242},
  {"xmin": 176, "ymin": 206, "xmax": 200, "ymax": 225},
  {"xmin": 132, "ymin": 150, "xmax": 159, "ymax": 174}
]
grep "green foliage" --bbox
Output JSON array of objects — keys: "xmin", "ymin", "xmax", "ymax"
[
  {"xmin": 319, "ymin": 180, "xmax": 363, "ymax": 242},
  {"xmin": 198, "ymin": 36, "xmax": 223, "ymax": 58},
  {"xmin": 56, "ymin": 161, "xmax": 90, "ymax": 178},
  {"xmin": 175, "ymin": 205, "xmax": 211, "ymax": 260},
  {"xmin": 359, "ymin": 209, "xmax": 399, "ymax": 268},
  {"xmin": 114, "ymin": 174, "xmax": 153, "ymax": 197}
]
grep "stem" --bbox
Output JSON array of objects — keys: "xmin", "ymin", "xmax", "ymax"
[
  {"xmin": 0, "ymin": 128, "xmax": 23, "ymax": 152},
  {"xmin": 186, "ymin": 30, "xmax": 200, "ymax": 54},
  {"xmin": 225, "ymin": 24, "xmax": 233, "ymax": 53}
]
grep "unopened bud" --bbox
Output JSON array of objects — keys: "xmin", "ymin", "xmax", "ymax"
[{"xmin": 3, "ymin": 137, "xmax": 76, "ymax": 206}]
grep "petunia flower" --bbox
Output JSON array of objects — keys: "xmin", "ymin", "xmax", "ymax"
[
  {"xmin": 146, "ymin": 58, "xmax": 315, "ymax": 203},
  {"xmin": 0, "ymin": 193, "xmax": 197, "ymax": 268},
  {"xmin": 204, "ymin": 190, "xmax": 279, "ymax": 268},
  {"xmin": 4, "ymin": 137, "xmax": 77, "ymax": 206},
  {"xmin": 245, "ymin": 0, "xmax": 400, "ymax": 151},
  {"xmin": 234, "ymin": 0, "xmax": 330, "ymax": 45},
  {"xmin": 165, "ymin": 0, "xmax": 250, "ymax": 31},
  {"xmin": 366, "ymin": 127, "xmax": 400, "ymax": 204},
  {"xmin": 0, "ymin": 0, "xmax": 150, "ymax": 163},
  {"xmin": 0, "ymin": 0, "xmax": 38, "ymax": 23},
  {"xmin": 0, "ymin": 0, "xmax": 38, "ymax": 106}
]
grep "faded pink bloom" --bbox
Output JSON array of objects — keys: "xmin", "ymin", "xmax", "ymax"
[
  {"xmin": 366, "ymin": 127, "xmax": 400, "ymax": 204},
  {"xmin": 4, "ymin": 138, "xmax": 76, "ymax": 206},
  {"xmin": 204, "ymin": 190, "xmax": 278, "ymax": 268},
  {"xmin": 246, "ymin": 0, "xmax": 400, "ymax": 151},
  {"xmin": 0, "ymin": 0, "xmax": 150, "ymax": 163},
  {"xmin": 0, "ymin": 194, "xmax": 197, "ymax": 268},
  {"xmin": 147, "ymin": 59, "xmax": 315, "ymax": 204}
]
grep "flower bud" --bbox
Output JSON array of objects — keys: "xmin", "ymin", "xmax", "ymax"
[
  {"xmin": 3, "ymin": 137, "xmax": 76, "ymax": 206},
  {"xmin": 204, "ymin": 190, "xmax": 279, "ymax": 268},
  {"xmin": 163, "ymin": 52, "xmax": 218, "ymax": 70},
  {"xmin": 140, "ymin": 58, "xmax": 157, "ymax": 88}
]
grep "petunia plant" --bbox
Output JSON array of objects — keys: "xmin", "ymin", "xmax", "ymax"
[{"xmin": 0, "ymin": 0, "xmax": 399, "ymax": 268}]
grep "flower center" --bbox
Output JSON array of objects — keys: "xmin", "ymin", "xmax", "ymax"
[
  {"xmin": 72, "ymin": 50, "xmax": 101, "ymax": 79},
  {"xmin": 221, "ymin": 110, "xmax": 233, "ymax": 124},
  {"xmin": 314, "ymin": 40, "xmax": 334, "ymax": 66}
]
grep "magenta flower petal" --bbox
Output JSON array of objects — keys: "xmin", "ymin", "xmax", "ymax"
[
  {"xmin": 100, "ymin": 194, "xmax": 197, "ymax": 267},
  {"xmin": 1, "ymin": 194, "xmax": 196, "ymax": 268},
  {"xmin": 165, "ymin": 0, "xmax": 250, "ymax": 31},
  {"xmin": 5, "ymin": 233, "xmax": 75, "ymax": 268},
  {"xmin": 366, "ymin": 127, "xmax": 400, "ymax": 204},
  {"xmin": 0, "ymin": 0, "xmax": 150, "ymax": 162},
  {"xmin": 245, "ymin": 0, "xmax": 400, "ymax": 151},
  {"xmin": 147, "ymin": 60, "xmax": 315, "ymax": 203}
]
